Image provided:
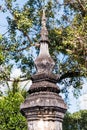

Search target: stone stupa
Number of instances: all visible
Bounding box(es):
[20,9,67,130]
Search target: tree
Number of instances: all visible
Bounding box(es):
[0,79,28,130]
[0,0,87,98]
[63,0,87,73]
[63,110,87,130]
[0,0,87,128]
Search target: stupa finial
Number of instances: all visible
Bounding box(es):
[40,8,49,43]
[42,9,46,27]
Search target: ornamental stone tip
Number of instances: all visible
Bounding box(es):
[42,9,46,27]
[40,9,49,43]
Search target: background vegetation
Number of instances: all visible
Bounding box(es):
[0,0,87,129]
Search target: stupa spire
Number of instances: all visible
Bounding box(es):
[35,9,55,73]
[40,9,49,42]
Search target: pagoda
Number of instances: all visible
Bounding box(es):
[20,9,67,130]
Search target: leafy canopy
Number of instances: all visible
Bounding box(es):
[0,0,87,97]
[63,110,87,130]
[0,79,28,130]
[0,92,27,130]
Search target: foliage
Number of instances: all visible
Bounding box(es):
[63,0,87,70]
[0,92,27,130]
[63,110,87,130]
[0,35,5,65]
[0,80,28,130]
[0,0,87,98]
[0,0,87,128]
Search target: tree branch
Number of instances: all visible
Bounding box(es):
[16,45,31,52]
[5,78,30,82]
[2,43,39,52]
[77,0,86,11]
[58,71,81,82]
[77,0,86,16]
[2,29,10,36]
[0,75,30,82]
[0,69,30,82]
[23,32,32,45]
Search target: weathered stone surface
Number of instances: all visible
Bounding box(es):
[21,91,67,130]
[28,120,62,130]
[35,50,55,73]
[20,92,66,114]
[29,81,60,94]
[40,9,49,43]
[31,72,59,83]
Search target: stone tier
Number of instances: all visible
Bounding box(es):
[20,91,67,122]
[31,72,59,83]
[29,72,60,94]
[29,81,60,94]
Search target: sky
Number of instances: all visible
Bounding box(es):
[0,0,87,113]
[0,0,26,34]
[68,81,87,113]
